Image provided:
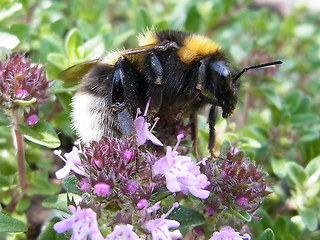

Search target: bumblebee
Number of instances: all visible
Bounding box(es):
[60,30,281,153]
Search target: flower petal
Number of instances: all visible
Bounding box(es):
[147,132,163,146]
[55,165,71,179]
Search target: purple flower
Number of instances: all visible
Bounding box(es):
[80,178,91,193]
[94,183,111,197]
[145,202,182,240]
[54,146,85,179]
[16,89,29,99]
[145,218,181,240]
[136,198,148,209]
[125,181,139,195]
[105,224,140,240]
[152,134,210,199]
[0,53,50,107]
[209,227,251,240]
[53,205,104,240]
[134,98,163,146]
[204,148,270,213]
[26,114,38,126]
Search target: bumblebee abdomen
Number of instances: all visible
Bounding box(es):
[71,93,122,144]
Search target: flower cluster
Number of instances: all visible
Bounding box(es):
[0,53,50,125]
[53,101,263,239]
[203,148,270,215]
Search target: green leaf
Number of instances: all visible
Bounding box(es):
[256,228,275,240]
[40,37,64,63]
[29,171,61,195]
[111,30,135,49]
[47,53,68,70]
[227,209,252,222]
[168,206,205,236]
[230,44,247,62]
[51,18,67,36]
[286,162,306,186]
[0,32,20,50]
[274,215,288,236]
[42,193,82,213]
[305,155,320,178]
[294,24,315,38]
[298,207,318,231]
[300,129,320,142]
[219,140,232,156]
[136,8,152,31]
[283,90,301,112]
[62,175,82,195]
[291,113,319,127]
[8,23,30,41]
[185,5,201,32]
[15,197,30,213]
[271,157,287,179]
[38,217,69,240]
[65,28,83,60]
[83,35,105,59]
[0,3,22,21]
[0,173,10,187]
[13,97,37,106]
[18,121,61,148]
[0,214,27,233]
[76,19,95,39]
[265,89,282,110]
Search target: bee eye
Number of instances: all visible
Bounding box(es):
[210,61,230,78]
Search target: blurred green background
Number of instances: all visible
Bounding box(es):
[0,0,320,239]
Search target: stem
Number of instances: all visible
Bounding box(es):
[13,128,28,190]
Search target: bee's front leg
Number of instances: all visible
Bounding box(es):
[208,105,218,155]
[111,56,135,137]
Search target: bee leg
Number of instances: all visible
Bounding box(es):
[112,56,125,104]
[190,112,198,156]
[111,56,135,136]
[208,105,218,155]
[117,105,135,136]
[146,51,164,115]
[198,59,219,105]
[196,59,207,91]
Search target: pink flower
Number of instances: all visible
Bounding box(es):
[152,134,210,199]
[16,89,29,99]
[136,199,148,209]
[54,146,85,179]
[53,206,104,240]
[94,183,111,197]
[0,53,50,105]
[145,202,182,240]
[209,227,251,240]
[134,98,163,146]
[105,224,140,240]
[80,178,91,192]
[26,114,38,126]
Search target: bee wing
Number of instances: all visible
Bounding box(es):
[59,43,177,88]
[58,60,101,87]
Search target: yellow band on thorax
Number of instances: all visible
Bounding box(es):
[178,35,220,64]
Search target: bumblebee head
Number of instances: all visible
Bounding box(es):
[200,59,282,118]
[199,60,239,118]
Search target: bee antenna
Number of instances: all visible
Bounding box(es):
[233,60,282,82]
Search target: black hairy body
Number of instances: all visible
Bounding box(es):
[60,30,281,153]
